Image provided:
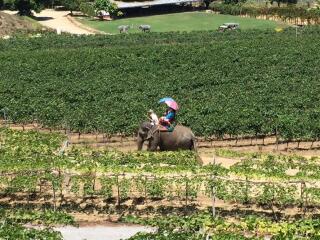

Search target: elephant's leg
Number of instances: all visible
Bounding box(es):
[189,139,196,151]
[147,131,160,151]
[147,140,158,151]
[137,138,144,151]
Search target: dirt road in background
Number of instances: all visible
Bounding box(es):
[3,9,96,35]
[33,9,97,34]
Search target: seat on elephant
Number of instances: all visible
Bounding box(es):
[158,123,176,132]
[147,124,175,140]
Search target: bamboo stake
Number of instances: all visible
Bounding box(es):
[185,178,188,206]
[116,174,120,207]
[212,157,216,217]
[53,182,57,211]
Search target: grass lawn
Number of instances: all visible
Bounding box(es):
[77,11,286,34]
[23,16,45,30]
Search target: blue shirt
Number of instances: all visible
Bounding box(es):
[165,111,175,122]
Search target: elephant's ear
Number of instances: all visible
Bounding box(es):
[146,130,153,140]
[146,126,156,140]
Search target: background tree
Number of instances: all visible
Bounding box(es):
[14,0,44,15]
[282,0,298,5]
[61,0,84,15]
[80,1,95,17]
[94,0,117,15]
[270,0,297,7]
[203,0,214,9]
[224,0,246,4]
[3,0,14,10]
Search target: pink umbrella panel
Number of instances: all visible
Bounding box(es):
[164,100,179,111]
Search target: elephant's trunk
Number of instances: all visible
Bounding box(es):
[137,136,144,151]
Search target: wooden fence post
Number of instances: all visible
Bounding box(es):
[52,182,57,212]
[116,174,120,207]
[300,181,306,215]
[144,175,147,203]
[185,177,188,206]
[212,157,216,217]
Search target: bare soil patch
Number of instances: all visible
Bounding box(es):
[0,12,38,37]
[54,224,154,240]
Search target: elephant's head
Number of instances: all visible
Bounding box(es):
[137,122,159,151]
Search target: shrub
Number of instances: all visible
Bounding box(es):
[80,1,95,17]
[94,0,118,15]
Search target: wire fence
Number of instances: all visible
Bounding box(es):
[1,169,320,216]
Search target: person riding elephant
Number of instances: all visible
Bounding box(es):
[159,107,176,132]
[158,97,179,132]
[138,98,196,152]
[137,121,196,151]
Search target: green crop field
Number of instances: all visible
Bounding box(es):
[2,24,320,239]
[77,12,284,34]
[3,128,320,239]
[1,28,320,141]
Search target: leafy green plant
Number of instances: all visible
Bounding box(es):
[1,28,320,140]
[99,176,115,198]
[0,221,63,239]
[94,0,118,15]
[80,2,95,17]
[4,128,320,212]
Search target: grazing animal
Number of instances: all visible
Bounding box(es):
[139,25,151,32]
[118,25,130,33]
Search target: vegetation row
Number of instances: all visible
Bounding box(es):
[3,128,320,212]
[210,3,320,24]
[1,28,320,140]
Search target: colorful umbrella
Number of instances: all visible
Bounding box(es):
[159,97,179,111]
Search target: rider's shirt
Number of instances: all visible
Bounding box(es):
[164,110,176,123]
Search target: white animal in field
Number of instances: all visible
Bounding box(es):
[118,25,130,33]
[139,25,151,32]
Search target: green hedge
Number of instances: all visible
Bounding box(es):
[210,3,320,24]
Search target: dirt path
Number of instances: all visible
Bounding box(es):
[3,9,97,35]
[55,224,154,240]
[34,9,98,34]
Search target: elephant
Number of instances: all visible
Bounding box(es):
[137,122,196,151]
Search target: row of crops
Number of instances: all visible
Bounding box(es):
[4,128,320,238]
[1,28,320,140]
[210,4,320,24]
[0,207,73,240]
[126,213,320,239]
[3,128,320,211]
